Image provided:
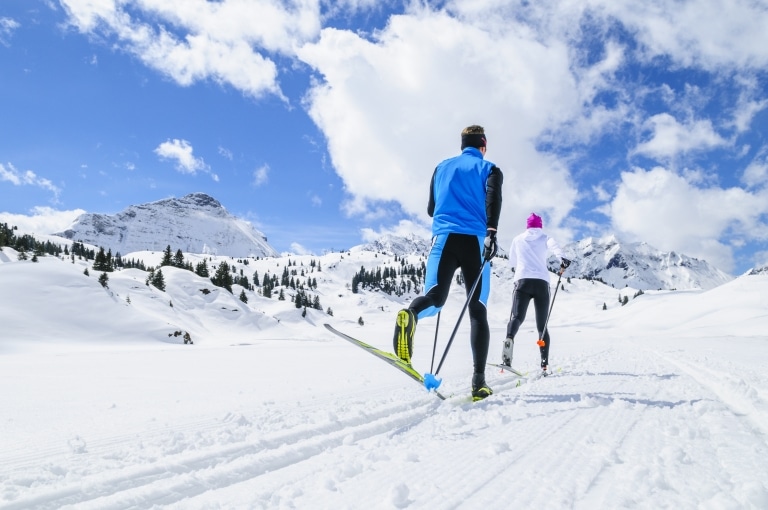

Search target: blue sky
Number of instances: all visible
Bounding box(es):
[1,0,768,275]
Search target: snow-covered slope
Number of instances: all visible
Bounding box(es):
[54,192,278,258]
[1,244,767,509]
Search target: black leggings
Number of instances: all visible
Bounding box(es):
[410,233,489,374]
[506,278,551,366]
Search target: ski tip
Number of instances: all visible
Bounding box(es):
[423,373,442,391]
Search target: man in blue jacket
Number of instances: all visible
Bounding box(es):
[393,125,503,401]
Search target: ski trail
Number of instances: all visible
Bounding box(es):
[657,352,768,437]
[243,341,768,510]
[0,396,441,510]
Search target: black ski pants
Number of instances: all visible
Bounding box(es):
[409,233,489,375]
[506,278,551,367]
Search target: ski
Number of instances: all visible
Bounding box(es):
[486,363,525,377]
[324,323,446,400]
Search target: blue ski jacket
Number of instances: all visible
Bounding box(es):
[428,147,502,236]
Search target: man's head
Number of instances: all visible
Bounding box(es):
[461,125,487,151]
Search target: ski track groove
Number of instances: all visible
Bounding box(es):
[0,397,442,510]
[657,353,768,438]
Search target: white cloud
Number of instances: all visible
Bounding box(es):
[0,207,85,235]
[218,146,233,160]
[297,7,583,244]
[154,139,207,175]
[0,17,19,46]
[59,0,322,99]
[53,1,768,268]
[252,164,269,187]
[0,163,61,199]
[596,0,768,70]
[634,113,728,161]
[289,242,312,255]
[742,154,768,189]
[605,166,768,272]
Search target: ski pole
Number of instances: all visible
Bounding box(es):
[537,267,564,347]
[424,259,488,390]
[429,311,441,374]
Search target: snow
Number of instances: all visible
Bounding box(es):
[1,246,767,509]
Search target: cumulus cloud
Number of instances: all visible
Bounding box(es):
[297,6,586,244]
[154,139,208,175]
[596,0,768,70]
[0,206,85,235]
[634,113,729,161]
[742,153,768,189]
[604,166,768,272]
[53,0,768,268]
[58,0,321,99]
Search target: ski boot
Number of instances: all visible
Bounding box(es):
[471,373,493,401]
[501,337,514,367]
[393,309,416,364]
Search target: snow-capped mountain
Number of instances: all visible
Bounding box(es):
[54,193,278,258]
[556,235,732,291]
[746,265,768,276]
[356,233,432,257]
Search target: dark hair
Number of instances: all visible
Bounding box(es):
[461,125,486,149]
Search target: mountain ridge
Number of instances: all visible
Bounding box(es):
[54,192,278,258]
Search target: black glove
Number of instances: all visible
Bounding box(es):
[483,229,498,261]
[560,257,571,269]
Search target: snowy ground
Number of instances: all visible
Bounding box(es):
[1,247,767,509]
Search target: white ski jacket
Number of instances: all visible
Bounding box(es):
[507,228,563,282]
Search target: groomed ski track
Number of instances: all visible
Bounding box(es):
[1,333,767,509]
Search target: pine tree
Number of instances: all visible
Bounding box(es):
[173,249,185,268]
[239,289,248,303]
[98,272,109,288]
[161,245,173,266]
[93,247,113,272]
[152,268,166,291]
[211,261,233,293]
[195,260,209,277]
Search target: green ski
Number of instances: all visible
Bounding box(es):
[324,323,446,400]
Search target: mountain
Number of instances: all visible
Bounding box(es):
[356,233,432,257]
[352,232,729,291]
[746,265,768,276]
[54,193,278,258]
[556,235,732,291]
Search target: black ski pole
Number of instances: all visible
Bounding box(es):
[537,267,564,347]
[430,311,441,374]
[430,259,488,378]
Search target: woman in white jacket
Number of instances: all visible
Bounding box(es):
[501,213,570,373]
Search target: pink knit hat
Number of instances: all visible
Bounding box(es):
[526,213,542,229]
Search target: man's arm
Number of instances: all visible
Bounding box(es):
[427,168,437,217]
[485,166,503,229]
